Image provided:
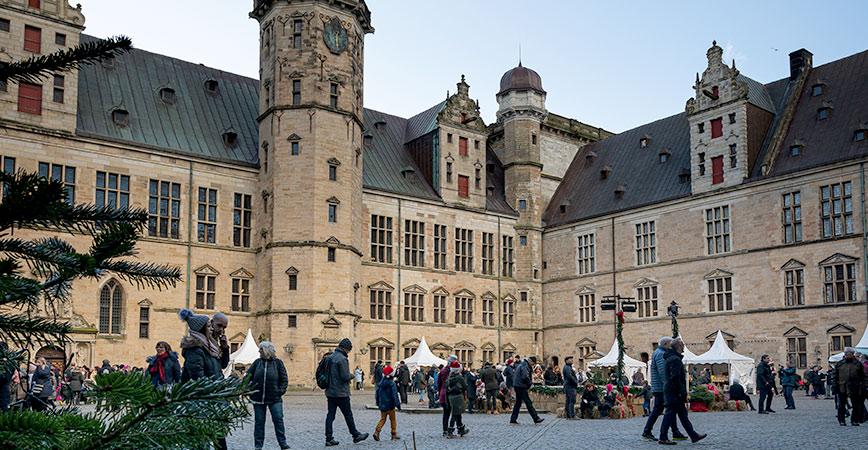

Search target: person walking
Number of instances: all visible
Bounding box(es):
[445,361,470,438]
[480,363,499,414]
[464,368,478,414]
[836,348,866,426]
[756,354,775,414]
[659,338,706,445]
[509,356,544,424]
[563,356,578,419]
[373,366,401,441]
[324,338,368,446]
[437,356,457,436]
[354,366,363,391]
[246,341,290,450]
[146,341,181,390]
[417,367,428,403]
[639,380,651,416]
[728,378,755,410]
[503,358,515,401]
[642,337,686,442]
[30,357,53,412]
[779,361,798,409]
[67,366,84,406]
[396,361,410,404]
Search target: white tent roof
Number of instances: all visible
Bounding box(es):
[223,329,258,377]
[829,323,868,362]
[830,352,844,363]
[402,337,447,371]
[691,330,753,364]
[675,333,699,364]
[588,340,646,370]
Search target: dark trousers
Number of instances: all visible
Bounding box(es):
[398,384,408,404]
[510,387,540,422]
[758,388,773,412]
[449,409,463,429]
[732,395,754,410]
[466,396,476,413]
[644,392,682,436]
[660,402,699,441]
[783,386,795,408]
[839,393,864,424]
[254,402,287,449]
[485,389,497,411]
[580,401,596,418]
[564,387,576,418]
[441,402,451,432]
[427,387,437,407]
[325,396,360,442]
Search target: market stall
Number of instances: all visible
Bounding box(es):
[222,329,259,378]
[587,340,647,380]
[689,330,755,393]
[401,336,447,372]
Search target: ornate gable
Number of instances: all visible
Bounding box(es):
[685,41,749,116]
[325,236,341,245]
[575,285,595,295]
[368,281,393,291]
[137,298,153,307]
[819,253,858,266]
[327,157,341,166]
[230,268,254,279]
[285,266,299,275]
[576,337,596,347]
[286,133,303,141]
[453,288,475,298]
[431,342,453,351]
[827,323,856,334]
[438,75,487,133]
[367,337,394,348]
[501,342,516,351]
[326,196,340,205]
[481,291,497,300]
[781,259,806,270]
[784,326,808,337]
[633,277,658,288]
[431,286,450,295]
[480,342,495,350]
[502,293,517,301]
[454,340,476,350]
[194,264,219,276]
[402,338,420,347]
[703,268,733,279]
[403,284,427,294]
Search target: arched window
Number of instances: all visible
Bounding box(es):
[99,280,124,334]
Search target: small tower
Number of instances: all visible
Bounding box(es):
[437,75,489,208]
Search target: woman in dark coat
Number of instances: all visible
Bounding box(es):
[246,341,289,450]
[178,309,223,381]
[580,382,600,418]
[146,341,182,389]
[30,357,54,411]
[67,367,84,405]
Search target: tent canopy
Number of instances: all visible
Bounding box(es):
[402,337,447,372]
[829,324,868,362]
[222,329,258,377]
[691,330,753,364]
[587,340,646,372]
[675,333,699,364]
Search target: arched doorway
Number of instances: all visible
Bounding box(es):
[36,345,66,372]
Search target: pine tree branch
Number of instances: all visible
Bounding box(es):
[98,260,181,290]
[0,36,132,85]
[0,314,71,348]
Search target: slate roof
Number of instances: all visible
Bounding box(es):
[404,101,444,143]
[76,35,260,166]
[739,74,776,113]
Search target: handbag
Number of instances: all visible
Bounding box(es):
[32,382,43,396]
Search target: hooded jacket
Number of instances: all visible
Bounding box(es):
[513,359,533,389]
[146,351,182,387]
[325,347,354,398]
[375,376,401,411]
[662,347,687,406]
[180,335,223,381]
[247,357,288,404]
[779,366,798,387]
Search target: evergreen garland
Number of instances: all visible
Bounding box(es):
[671,316,679,339]
[616,311,625,388]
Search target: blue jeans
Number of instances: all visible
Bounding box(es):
[783,386,795,408]
[564,387,576,418]
[253,402,287,449]
[660,402,699,441]
[325,396,360,442]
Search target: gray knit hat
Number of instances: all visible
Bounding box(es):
[179,308,210,332]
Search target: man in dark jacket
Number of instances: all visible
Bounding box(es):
[779,361,798,409]
[373,360,384,387]
[99,359,115,376]
[509,357,544,424]
[756,354,775,414]
[563,356,578,419]
[643,337,686,442]
[659,339,706,445]
[480,363,499,414]
[728,378,755,410]
[464,368,478,413]
[427,365,439,408]
[503,358,515,392]
[836,348,866,426]
[396,361,410,404]
[324,338,369,446]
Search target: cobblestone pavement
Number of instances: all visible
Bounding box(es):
[224,390,861,449]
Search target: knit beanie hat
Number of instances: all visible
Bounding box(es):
[178,309,210,332]
[338,338,353,351]
[449,360,462,373]
[382,366,394,377]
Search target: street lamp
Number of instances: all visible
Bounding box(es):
[667,301,679,338]
[601,294,636,389]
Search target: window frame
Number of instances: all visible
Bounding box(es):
[782,192,802,243]
[821,181,853,238]
[707,275,733,312]
[231,277,250,312]
[403,219,425,267]
[39,162,75,203]
[369,288,392,320]
[370,215,393,263]
[635,220,656,266]
[823,261,856,303]
[433,224,447,269]
[501,235,514,277]
[784,267,804,306]
[705,205,731,255]
[403,292,424,322]
[576,233,595,275]
[95,171,130,210]
[197,187,217,244]
[233,193,252,248]
[481,232,494,275]
[195,274,216,310]
[454,228,474,272]
[455,295,473,324]
[148,180,182,239]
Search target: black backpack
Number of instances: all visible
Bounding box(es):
[315,357,331,390]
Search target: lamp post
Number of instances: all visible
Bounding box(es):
[667,301,679,338]
[601,294,637,389]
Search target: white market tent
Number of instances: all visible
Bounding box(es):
[402,337,447,372]
[829,323,868,362]
[691,330,755,392]
[588,340,647,377]
[222,329,259,378]
[675,333,700,365]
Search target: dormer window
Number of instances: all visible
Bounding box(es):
[640,137,648,148]
[678,168,690,184]
[363,133,373,148]
[159,87,176,104]
[205,79,219,94]
[817,107,829,121]
[374,120,386,131]
[586,151,598,166]
[659,148,670,163]
[790,145,802,157]
[856,129,866,142]
[112,109,129,126]
[223,131,238,148]
[600,166,612,180]
[559,200,570,214]
[615,184,626,199]
[101,55,115,69]
[812,84,823,96]
[400,166,414,180]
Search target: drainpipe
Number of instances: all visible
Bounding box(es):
[611,216,617,341]
[397,198,402,354]
[861,163,867,321]
[497,216,502,355]
[185,160,193,311]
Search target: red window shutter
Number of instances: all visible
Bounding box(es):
[711,156,724,184]
[24,26,41,53]
[712,86,719,97]
[458,175,469,197]
[18,83,42,115]
[711,118,723,138]
[28,0,40,8]
[459,137,468,156]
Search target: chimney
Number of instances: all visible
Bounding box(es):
[789,49,813,80]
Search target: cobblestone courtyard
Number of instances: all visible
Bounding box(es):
[223,391,858,449]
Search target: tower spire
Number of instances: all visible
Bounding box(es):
[518,41,522,67]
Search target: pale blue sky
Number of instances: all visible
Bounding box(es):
[81,0,866,133]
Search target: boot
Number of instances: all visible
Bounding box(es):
[391,434,401,440]
[458,425,470,437]
[445,427,455,439]
[373,429,380,441]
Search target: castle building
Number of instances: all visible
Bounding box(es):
[2,0,865,383]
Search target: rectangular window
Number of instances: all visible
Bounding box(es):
[474,140,480,150]
[39,162,75,203]
[711,156,724,184]
[0,19,9,32]
[502,235,514,277]
[148,180,181,239]
[328,204,337,223]
[446,161,452,183]
[454,228,473,272]
[433,224,447,269]
[787,337,807,369]
[291,141,299,155]
[288,315,297,328]
[404,219,425,267]
[520,291,528,302]
[139,306,149,339]
[328,164,337,181]
[481,232,494,275]
[195,274,216,310]
[55,32,66,46]
[433,293,446,323]
[370,215,393,263]
[578,293,595,323]
[292,79,301,105]
[698,152,705,176]
[288,273,297,290]
[404,292,424,322]
[782,192,802,243]
[532,134,537,145]
[369,289,392,320]
[327,247,335,262]
[455,295,473,324]
[729,144,737,168]
[577,233,595,274]
[95,171,130,209]
[52,74,64,103]
[456,349,473,367]
[24,25,40,53]
[17,82,42,115]
[447,133,452,143]
[1,156,14,195]
[502,298,514,328]
[697,123,705,134]
[233,193,252,247]
[457,175,469,197]
[637,285,659,318]
[711,118,723,138]
[823,261,856,303]
[197,187,217,243]
[520,235,527,246]
[330,83,338,109]
[729,113,736,124]
[475,168,481,189]
[231,278,250,312]
[831,335,852,352]
[519,199,527,210]
[292,19,302,48]
[705,205,731,254]
[482,348,494,363]
[821,181,853,238]
[458,137,468,156]
[707,276,733,312]
[635,220,656,265]
[482,296,494,326]
[28,0,41,8]
[784,268,804,306]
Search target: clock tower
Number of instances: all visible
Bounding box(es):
[250,0,373,383]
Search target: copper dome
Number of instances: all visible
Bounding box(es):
[498,62,545,96]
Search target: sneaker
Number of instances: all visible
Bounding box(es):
[280,446,291,450]
[353,433,369,443]
[691,434,707,444]
[642,432,657,441]
[325,440,339,447]
[852,422,861,427]
[658,439,676,445]
[533,418,545,424]
[672,434,688,441]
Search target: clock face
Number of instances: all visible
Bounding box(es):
[323,17,348,54]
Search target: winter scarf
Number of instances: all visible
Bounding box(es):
[189,329,221,358]
[150,352,168,383]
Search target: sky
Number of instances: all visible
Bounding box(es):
[79,0,867,133]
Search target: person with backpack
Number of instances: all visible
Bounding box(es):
[445,361,470,438]
[321,338,369,446]
[373,365,401,441]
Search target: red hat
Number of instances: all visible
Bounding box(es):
[450,360,460,368]
[382,366,394,377]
